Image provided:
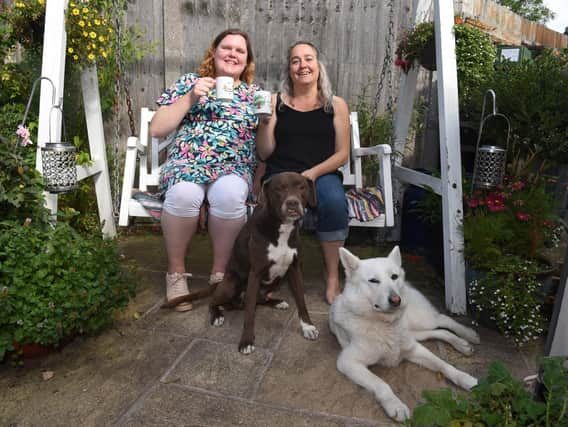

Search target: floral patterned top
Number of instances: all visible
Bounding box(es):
[157,73,259,193]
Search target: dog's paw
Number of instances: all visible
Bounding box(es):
[381,395,410,422]
[464,328,481,345]
[454,337,475,356]
[238,343,255,355]
[212,315,224,327]
[301,321,319,340]
[458,372,478,391]
[275,301,289,310]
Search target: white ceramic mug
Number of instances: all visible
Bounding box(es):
[253,90,272,117]
[216,76,234,102]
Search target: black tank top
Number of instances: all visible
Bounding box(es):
[265,94,335,175]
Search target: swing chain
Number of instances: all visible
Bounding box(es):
[110,0,136,219]
[113,0,136,137]
[372,0,396,125]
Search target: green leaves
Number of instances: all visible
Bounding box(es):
[477,49,568,168]
[409,359,568,426]
[412,389,459,425]
[0,221,136,361]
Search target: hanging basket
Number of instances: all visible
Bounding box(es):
[41,142,77,193]
[419,37,436,71]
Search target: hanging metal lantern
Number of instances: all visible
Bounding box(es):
[472,145,507,189]
[41,142,77,193]
[41,104,77,193]
[471,89,511,192]
[19,77,78,194]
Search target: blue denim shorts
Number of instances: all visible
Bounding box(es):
[312,173,349,242]
[262,171,349,242]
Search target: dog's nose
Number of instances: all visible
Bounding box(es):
[388,294,401,307]
[286,199,300,209]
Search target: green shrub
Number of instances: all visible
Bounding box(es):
[409,358,568,426]
[475,49,568,170]
[0,220,136,361]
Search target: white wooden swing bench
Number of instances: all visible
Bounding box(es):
[118,108,394,229]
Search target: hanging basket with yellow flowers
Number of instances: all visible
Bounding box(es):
[65,1,114,69]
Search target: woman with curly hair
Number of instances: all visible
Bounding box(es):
[150,29,260,311]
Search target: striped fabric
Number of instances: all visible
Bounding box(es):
[346,187,384,222]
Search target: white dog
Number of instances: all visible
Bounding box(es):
[329,246,479,422]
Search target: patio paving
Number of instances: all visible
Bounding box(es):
[0,229,545,426]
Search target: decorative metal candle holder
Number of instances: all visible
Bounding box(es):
[41,141,77,193]
[20,77,77,193]
[472,145,507,189]
[471,89,511,192]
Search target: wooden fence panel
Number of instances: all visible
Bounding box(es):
[125,0,412,113]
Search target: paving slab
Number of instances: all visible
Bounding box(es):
[0,326,190,426]
[120,384,367,427]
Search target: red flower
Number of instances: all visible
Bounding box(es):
[516,212,530,221]
[543,220,556,229]
[485,192,506,212]
[455,17,463,24]
[510,181,525,191]
[395,56,411,73]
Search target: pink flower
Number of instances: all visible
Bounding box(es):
[516,212,530,221]
[485,192,506,213]
[16,125,31,146]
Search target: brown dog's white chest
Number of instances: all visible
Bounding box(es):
[263,223,297,284]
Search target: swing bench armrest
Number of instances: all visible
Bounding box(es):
[352,144,391,157]
[349,143,395,227]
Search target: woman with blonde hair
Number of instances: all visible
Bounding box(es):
[256,41,350,304]
[150,29,260,311]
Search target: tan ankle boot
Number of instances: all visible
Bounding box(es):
[164,272,192,312]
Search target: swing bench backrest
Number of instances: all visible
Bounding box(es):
[118,108,394,228]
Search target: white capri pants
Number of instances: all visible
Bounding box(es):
[162,174,248,219]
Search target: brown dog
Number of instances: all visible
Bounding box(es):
[209,172,319,354]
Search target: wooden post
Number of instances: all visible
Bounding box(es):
[80,67,116,238]
[433,0,466,313]
[37,0,69,215]
[392,0,466,313]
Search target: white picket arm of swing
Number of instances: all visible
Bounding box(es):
[118,108,394,228]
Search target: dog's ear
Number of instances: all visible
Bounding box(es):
[339,247,359,277]
[388,245,402,267]
[257,179,271,208]
[303,176,317,208]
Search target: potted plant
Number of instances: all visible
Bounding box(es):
[0,113,136,363]
[395,21,436,72]
[395,18,496,106]
[463,174,564,344]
